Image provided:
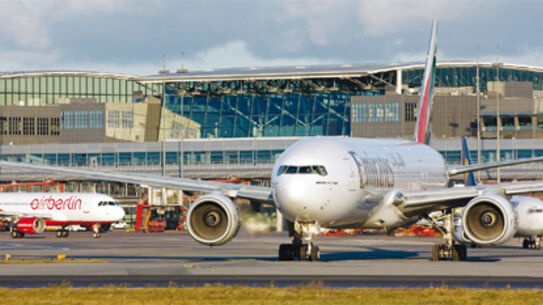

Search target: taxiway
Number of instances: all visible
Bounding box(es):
[0,231,542,288]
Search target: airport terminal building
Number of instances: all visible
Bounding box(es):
[2,62,543,177]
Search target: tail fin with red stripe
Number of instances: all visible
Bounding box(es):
[413,20,438,145]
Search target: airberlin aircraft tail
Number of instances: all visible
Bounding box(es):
[413,20,438,145]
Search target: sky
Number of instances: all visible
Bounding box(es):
[1,0,543,76]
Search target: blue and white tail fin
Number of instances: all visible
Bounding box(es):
[460,136,477,186]
[413,20,438,145]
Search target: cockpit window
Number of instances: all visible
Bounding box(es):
[298,166,312,174]
[277,165,327,176]
[277,165,288,176]
[312,165,327,176]
[285,166,298,174]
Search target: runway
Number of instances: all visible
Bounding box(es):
[0,230,542,288]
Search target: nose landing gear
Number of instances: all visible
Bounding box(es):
[278,221,320,261]
[522,235,542,249]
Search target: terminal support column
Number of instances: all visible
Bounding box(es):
[395,69,402,94]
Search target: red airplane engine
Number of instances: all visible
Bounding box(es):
[17,217,46,234]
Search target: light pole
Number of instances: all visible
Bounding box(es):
[476,45,481,183]
[496,44,501,183]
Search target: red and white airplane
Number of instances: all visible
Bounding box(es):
[0,192,125,239]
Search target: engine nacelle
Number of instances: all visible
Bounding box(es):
[16,217,46,234]
[186,193,241,246]
[461,193,518,246]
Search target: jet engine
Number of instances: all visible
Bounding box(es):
[186,193,241,246]
[16,217,46,234]
[459,193,518,246]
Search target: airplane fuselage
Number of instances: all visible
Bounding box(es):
[272,137,448,228]
[0,192,125,225]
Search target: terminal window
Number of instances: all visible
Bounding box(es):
[51,118,60,135]
[0,117,6,135]
[385,103,401,122]
[90,110,104,129]
[352,104,367,123]
[9,117,21,135]
[37,118,49,135]
[121,110,133,128]
[75,111,89,129]
[23,117,35,135]
[369,103,385,122]
[62,111,74,129]
[108,110,120,128]
[405,102,417,122]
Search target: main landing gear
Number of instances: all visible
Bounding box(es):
[91,224,102,239]
[523,235,542,249]
[10,230,24,238]
[424,210,467,261]
[278,221,320,261]
[55,228,69,238]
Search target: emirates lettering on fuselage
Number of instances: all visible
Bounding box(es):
[30,196,82,210]
[349,151,397,188]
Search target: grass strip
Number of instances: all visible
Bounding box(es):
[0,258,107,264]
[0,286,541,305]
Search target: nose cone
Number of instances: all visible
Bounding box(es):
[274,176,314,221]
[114,207,126,221]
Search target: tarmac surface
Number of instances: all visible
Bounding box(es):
[0,230,542,288]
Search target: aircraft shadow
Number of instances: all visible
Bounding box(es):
[320,247,419,261]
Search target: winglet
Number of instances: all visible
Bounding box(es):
[460,136,477,186]
[413,20,438,145]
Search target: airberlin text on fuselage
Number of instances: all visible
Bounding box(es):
[30,196,82,210]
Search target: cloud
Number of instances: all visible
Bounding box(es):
[356,0,467,36]
[0,2,50,50]
[186,40,341,71]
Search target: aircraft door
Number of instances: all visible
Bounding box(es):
[342,156,358,192]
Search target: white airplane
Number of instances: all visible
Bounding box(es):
[453,136,543,250]
[0,192,125,239]
[2,20,543,261]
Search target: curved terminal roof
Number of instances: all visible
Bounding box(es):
[138,61,543,83]
[0,70,137,80]
[2,61,543,83]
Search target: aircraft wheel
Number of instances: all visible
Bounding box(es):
[298,244,308,261]
[19,232,25,238]
[56,231,63,238]
[10,231,19,239]
[432,244,440,261]
[93,233,101,239]
[310,246,320,261]
[62,231,69,238]
[278,244,295,261]
[452,244,467,261]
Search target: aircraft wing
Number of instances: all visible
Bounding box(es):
[447,156,543,176]
[0,161,275,204]
[399,181,543,217]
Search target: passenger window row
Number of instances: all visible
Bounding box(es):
[277,165,327,176]
[98,201,118,207]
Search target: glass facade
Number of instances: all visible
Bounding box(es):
[0,74,160,106]
[1,145,541,168]
[403,66,543,91]
[163,89,355,138]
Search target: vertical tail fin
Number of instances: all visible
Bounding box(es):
[413,20,438,145]
[461,136,477,186]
